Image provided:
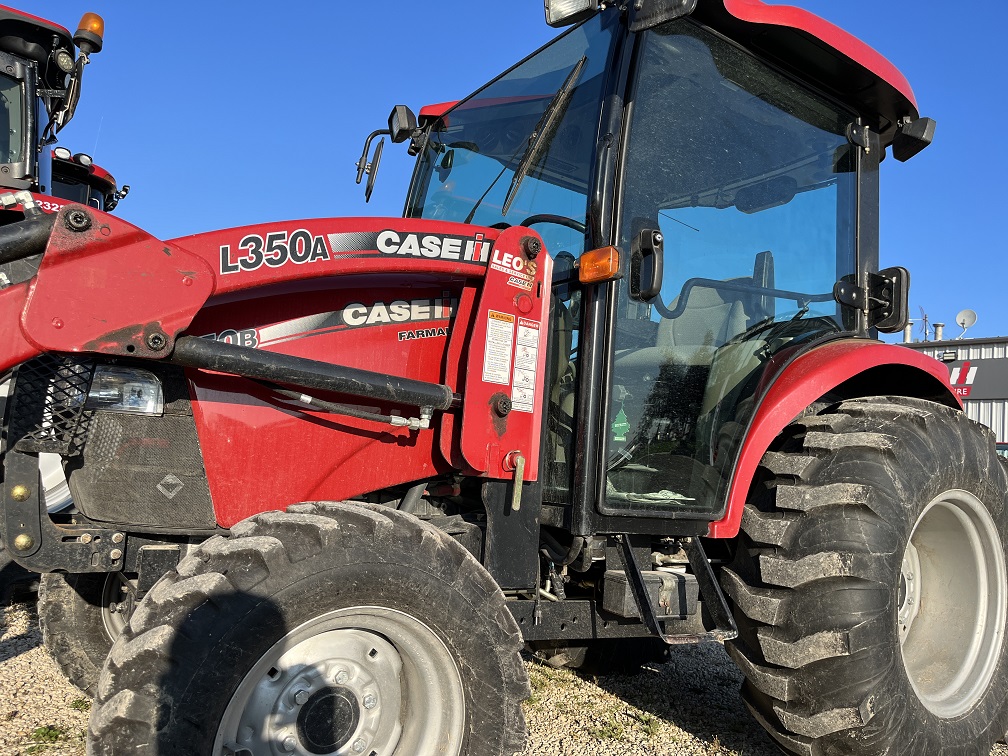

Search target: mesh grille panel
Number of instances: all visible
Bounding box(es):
[9,355,95,455]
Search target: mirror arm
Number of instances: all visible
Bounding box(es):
[356,129,391,184]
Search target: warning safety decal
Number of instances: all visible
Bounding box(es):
[512,318,540,413]
[482,311,515,386]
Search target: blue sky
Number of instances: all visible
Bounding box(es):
[20,1,1008,339]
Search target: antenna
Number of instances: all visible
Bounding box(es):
[955,308,977,339]
[918,307,930,342]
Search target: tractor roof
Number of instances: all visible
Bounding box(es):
[694,0,917,142]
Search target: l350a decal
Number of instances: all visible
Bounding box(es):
[220,230,331,274]
[219,228,493,274]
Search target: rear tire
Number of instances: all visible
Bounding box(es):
[722,397,1008,754]
[87,502,529,756]
[38,572,131,695]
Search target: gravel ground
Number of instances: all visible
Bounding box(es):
[2,598,1008,756]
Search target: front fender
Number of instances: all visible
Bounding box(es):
[708,340,957,539]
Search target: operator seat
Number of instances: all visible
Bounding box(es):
[616,282,749,371]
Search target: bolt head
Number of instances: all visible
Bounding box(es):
[146,332,168,351]
[10,484,29,502]
[352,738,366,753]
[112,532,124,544]
[281,735,297,752]
[363,693,377,710]
[80,533,93,544]
[65,208,92,232]
[109,548,123,561]
[293,688,310,705]
[334,670,349,684]
[12,533,33,552]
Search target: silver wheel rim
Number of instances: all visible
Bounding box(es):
[214,606,465,756]
[899,489,1007,717]
[2,377,72,511]
[100,572,132,641]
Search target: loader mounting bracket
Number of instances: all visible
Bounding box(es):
[3,450,126,573]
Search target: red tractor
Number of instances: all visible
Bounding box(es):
[3,1,1005,755]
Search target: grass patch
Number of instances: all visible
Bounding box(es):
[30,726,66,743]
[588,712,626,740]
[70,698,91,712]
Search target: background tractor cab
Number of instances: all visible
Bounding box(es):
[0,6,110,219]
[50,147,128,212]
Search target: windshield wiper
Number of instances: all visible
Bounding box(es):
[501,56,588,216]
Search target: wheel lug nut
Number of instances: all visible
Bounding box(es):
[352,738,366,753]
[293,688,310,705]
[281,735,297,752]
[334,669,349,684]
[363,694,377,709]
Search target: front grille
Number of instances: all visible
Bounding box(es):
[8,355,95,455]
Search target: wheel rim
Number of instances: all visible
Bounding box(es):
[100,572,133,641]
[214,606,465,756]
[899,489,1007,717]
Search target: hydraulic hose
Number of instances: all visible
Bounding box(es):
[0,214,56,266]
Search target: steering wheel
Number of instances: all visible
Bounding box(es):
[520,214,587,234]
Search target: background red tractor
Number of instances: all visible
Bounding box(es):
[2,1,1006,755]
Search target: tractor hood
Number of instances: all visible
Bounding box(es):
[0,206,515,372]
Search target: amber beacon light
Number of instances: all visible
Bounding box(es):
[74,12,105,55]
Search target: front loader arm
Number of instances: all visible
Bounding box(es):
[2,204,553,508]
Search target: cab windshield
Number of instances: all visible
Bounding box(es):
[404,13,617,258]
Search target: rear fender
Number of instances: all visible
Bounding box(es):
[709,340,957,539]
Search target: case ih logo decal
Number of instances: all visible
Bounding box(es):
[377,230,491,263]
[343,296,456,328]
[220,230,331,274]
[950,361,978,398]
[220,229,492,274]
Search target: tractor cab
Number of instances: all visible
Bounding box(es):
[397,2,931,532]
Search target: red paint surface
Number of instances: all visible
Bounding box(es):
[419,101,458,120]
[21,207,215,357]
[708,340,956,539]
[721,0,916,110]
[459,227,552,481]
[187,282,465,527]
[0,282,39,372]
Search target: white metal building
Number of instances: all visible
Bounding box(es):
[904,336,1008,455]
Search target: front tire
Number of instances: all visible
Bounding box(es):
[38,572,132,695]
[87,502,529,756]
[722,397,1008,754]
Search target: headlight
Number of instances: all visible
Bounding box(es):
[545,0,599,27]
[85,366,164,416]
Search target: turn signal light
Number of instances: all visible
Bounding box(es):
[578,246,621,284]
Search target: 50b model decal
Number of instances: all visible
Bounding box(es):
[220,230,332,274]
